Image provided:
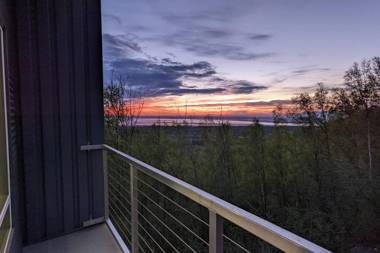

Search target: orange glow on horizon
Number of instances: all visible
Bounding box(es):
[137,95,291,118]
[105,92,293,119]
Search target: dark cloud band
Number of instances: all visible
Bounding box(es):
[103,33,268,97]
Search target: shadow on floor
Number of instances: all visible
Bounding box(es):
[23,223,122,253]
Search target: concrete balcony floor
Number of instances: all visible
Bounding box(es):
[23,223,122,253]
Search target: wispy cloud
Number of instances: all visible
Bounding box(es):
[154,88,226,96]
[247,34,272,41]
[102,14,122,25]
[267,65,332,86]
[160,0,255,24]
[245,99,291,106]
[144,5,275,61]
[151,99,291,109]
[150,29,274,61]
[181,42,274,61]
[291,66,331,75]
[103,33,143,54]
[221,80,267,94]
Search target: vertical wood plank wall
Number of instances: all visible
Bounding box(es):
[16,0,104,245]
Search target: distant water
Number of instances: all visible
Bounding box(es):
[135,117,300,127]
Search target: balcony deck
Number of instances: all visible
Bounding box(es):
[23,223,122,253]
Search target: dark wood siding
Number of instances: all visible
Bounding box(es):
[16,0,104,245]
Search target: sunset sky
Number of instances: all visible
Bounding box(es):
[101,0,380,119]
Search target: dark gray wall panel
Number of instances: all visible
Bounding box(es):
[87,0,105,220]
[55,0,76,234]
[17,0,104,245]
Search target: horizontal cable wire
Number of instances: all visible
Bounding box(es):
[223,234,251,253]
[109,207,132,246]
[109,164,181,252]
[109,185,131,206]
[138,222,166,253]
[137,177,209,227]
[108,178,131,200]
[138,233,154,253]
[109,196,132,231]
[110,156,260,253]
[109,181,130,198]
[109,170,130,186]
[108,172,131,190]
[108,171,130,187]
[109,204,131,228]
[108,164,131,180]
[137,187,209,246]
[110,161,248,253]
[109,192,131,212]
[139,246,147,253]
[109,191,132,218]
[136,208,180,253]
[138,199,197,253]
[108,161,131,181]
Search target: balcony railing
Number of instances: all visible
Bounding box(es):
[81,144,331,253]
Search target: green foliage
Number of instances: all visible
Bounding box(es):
[106,110,380,252]
[105,58,380,252]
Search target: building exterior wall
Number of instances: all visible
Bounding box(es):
[16,0,105,245]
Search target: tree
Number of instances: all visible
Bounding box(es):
[288,84,335,203]
[340,58,380,181]
[104,71,144,148]
[245,119,268,217]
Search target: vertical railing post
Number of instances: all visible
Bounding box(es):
[103,149,109,219]
[130,164,139,253]
[209,210,223,253]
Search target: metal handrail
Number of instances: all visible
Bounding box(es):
[82,144,332,253]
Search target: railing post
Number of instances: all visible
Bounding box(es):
[130,164,139,253]
[209,210,223,253]
[103,149,109,219]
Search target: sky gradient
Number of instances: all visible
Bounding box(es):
[101,0,380,118]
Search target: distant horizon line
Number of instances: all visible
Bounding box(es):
[132,116,300,127]
[138,115,274,121]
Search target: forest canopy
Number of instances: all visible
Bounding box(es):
[104,57,380,252]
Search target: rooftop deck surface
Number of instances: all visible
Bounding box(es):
[23,223,122,253]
